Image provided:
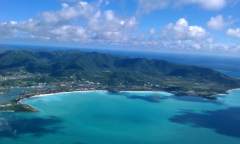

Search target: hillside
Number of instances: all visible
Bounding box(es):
[0,50,239,100]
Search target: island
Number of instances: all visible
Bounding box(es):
[0,50,239,112]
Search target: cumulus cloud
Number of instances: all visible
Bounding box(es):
[0,0,239,55]
[131,18,207,50]
[133,18,240,54]
[160,18,209,51]
[207,15,226,30]
[163,18,207,40]
[50,25,88,42]
[227,28,240,38]
[0,0,137,44]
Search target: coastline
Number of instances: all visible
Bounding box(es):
[19,90,174,104]
[18,90,107,104]
[17,90,175,111]
[1,88,239,112]
[227,88,240,93]
[22,90,173,99]
[18,88,240,103]
[216,88,240,97]
[31,90,107,98]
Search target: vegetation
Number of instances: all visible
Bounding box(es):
[0,49,240,111]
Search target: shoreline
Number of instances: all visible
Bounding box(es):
[18,90,106,103]
[20,88,240,102]
[31,90,107,98]
[217,88,240,97]
[227,88,240,93]
[1,88,239,112]
[23,90,173,99]
[19,90,174,103]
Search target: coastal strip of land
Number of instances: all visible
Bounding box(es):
[0,50,240,112]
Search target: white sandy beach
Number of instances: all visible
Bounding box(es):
[31,90,107,98]
[29,90,173,99]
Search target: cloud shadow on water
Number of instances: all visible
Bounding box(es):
[0,113,63,139]
[112,92,169,103]
[113,91,222,104]
[171,95,221,104]
[126,95,169,103]
[169,107,240,138]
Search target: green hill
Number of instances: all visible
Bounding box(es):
[0,50,239,98]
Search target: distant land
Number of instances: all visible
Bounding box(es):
[0,49,240,112]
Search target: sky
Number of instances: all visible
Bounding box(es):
[0,0,240,55]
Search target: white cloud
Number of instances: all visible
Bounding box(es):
[104,10,115,21]
[0,21,19,38]
[50,25,88,42]
[138,0,169,14]
[135,18,240,54]
[137,0,227,14]
[42,12,60,23]
[207,15,225,30]
[0,0,239,55]
[0,0,137,43]
[149,28,156,35]
[41,1,95,23]
[164,18,207,40]
[227,28,240,38]
[184,0,226,10]
[129,18,209,52]
[133,17,240,54]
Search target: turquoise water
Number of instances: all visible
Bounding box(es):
[0,90,240,144]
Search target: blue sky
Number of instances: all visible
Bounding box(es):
[0,0,240,55]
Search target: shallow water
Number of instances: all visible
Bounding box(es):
[0,90,239,144]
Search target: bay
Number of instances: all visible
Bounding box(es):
[0,90,239,144]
